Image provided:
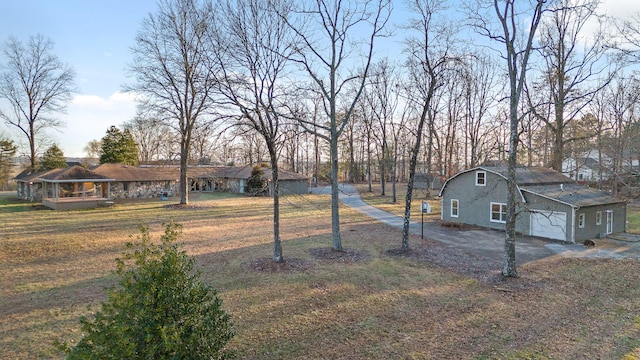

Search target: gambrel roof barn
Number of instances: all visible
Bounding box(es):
[439,166,626,243]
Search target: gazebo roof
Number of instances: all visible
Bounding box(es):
[39,165,113,182]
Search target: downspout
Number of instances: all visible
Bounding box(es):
[570,206,577,243]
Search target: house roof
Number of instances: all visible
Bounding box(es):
[39,165,113,182]
[439,166,623,208]
[16,163,309,183]
[91,163,179,181]
[13,168,59,182]
[521,183,624,207]
[481,166,573,186]
[194,166,309,181]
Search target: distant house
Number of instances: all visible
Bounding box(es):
[562,149,640,182]
[439,166,626,243]
[190,166,309,195]
[562,157,607,182]
[14,164,309,209]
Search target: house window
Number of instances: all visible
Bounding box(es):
[123,182,129,191]
[451,199,459,218]
[475,171,486,186]
[596,211,602,225]
[490,202,507,223]
[578,213,585,228]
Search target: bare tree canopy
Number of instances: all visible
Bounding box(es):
[0,34,76,170]
[530,0,613,171]
[126,0,220,205]
[213,0,298,262]
[400,0,459,251]
[468,0,549,277]
[283,0,392,252]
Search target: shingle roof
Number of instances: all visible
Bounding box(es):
[91,163,179,181]
[39,165,113,181]
[193,166,309,181]
[13,168,59,182]
[483,166,573,185]
[521,183,624,207]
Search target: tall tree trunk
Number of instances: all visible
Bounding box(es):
[402,101,432,250]
[550,101,565,172]
[330,133,342,251]
[367,131,372,192]
[503,105,519,277]
[179,140,189,205]
[269,144,283,262]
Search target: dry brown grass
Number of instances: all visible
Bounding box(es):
[1,191,640,359]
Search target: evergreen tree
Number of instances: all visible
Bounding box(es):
[99,126,139,165]
[39,144,67,170]
[65,221,234,359]
[245,163,268,196]
[0,137,17,190]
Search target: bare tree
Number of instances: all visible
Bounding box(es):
[469,0,548,277]
[123,111,172,164]
[213,0,296,262]
[127,0,219,204]
[0,34,76,170]
[462,53,502,168]
[531,0,612,171]
[84,139,103,159]
[282,0,391,252]
[616,11,640,63]
[365,59,400,196]
[401,0,457,251]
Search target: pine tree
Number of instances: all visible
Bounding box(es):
[0,138,17,190]
[99,126,139,165]
[39,144,67,170]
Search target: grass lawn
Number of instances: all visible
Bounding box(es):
[2,191,640,359]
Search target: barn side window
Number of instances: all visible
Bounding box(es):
[451,199,459,218]
[475,171,486,186]
[596,211,602,225]
[490,202,507,223]
[578,213,585,228]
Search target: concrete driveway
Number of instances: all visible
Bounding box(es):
[310,184,640,262]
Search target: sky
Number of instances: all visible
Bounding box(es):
[0,0,639,158]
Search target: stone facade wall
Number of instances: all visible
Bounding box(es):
[16,182,42,201]
[109,180,178,200]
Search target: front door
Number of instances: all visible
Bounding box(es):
[606,210,613,235]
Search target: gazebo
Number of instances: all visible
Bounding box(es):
[39,165,115,210]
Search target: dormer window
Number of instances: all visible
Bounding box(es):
[475,171,486,186]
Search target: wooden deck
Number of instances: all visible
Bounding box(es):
[42,197,111,210]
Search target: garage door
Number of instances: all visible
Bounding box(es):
[530,210,567,241]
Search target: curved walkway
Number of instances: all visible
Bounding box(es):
[310,184,640,261]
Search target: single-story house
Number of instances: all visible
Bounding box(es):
[14,164,310,209]
[191,166,310,195]
[38,165,114,210]
[91,163,180,200]
[439,166,626,243]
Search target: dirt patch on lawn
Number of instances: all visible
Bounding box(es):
[309,247,371,263]
[386,239,551,292]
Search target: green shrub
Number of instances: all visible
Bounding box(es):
[245,163,268,196]
[65,220,234,359]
